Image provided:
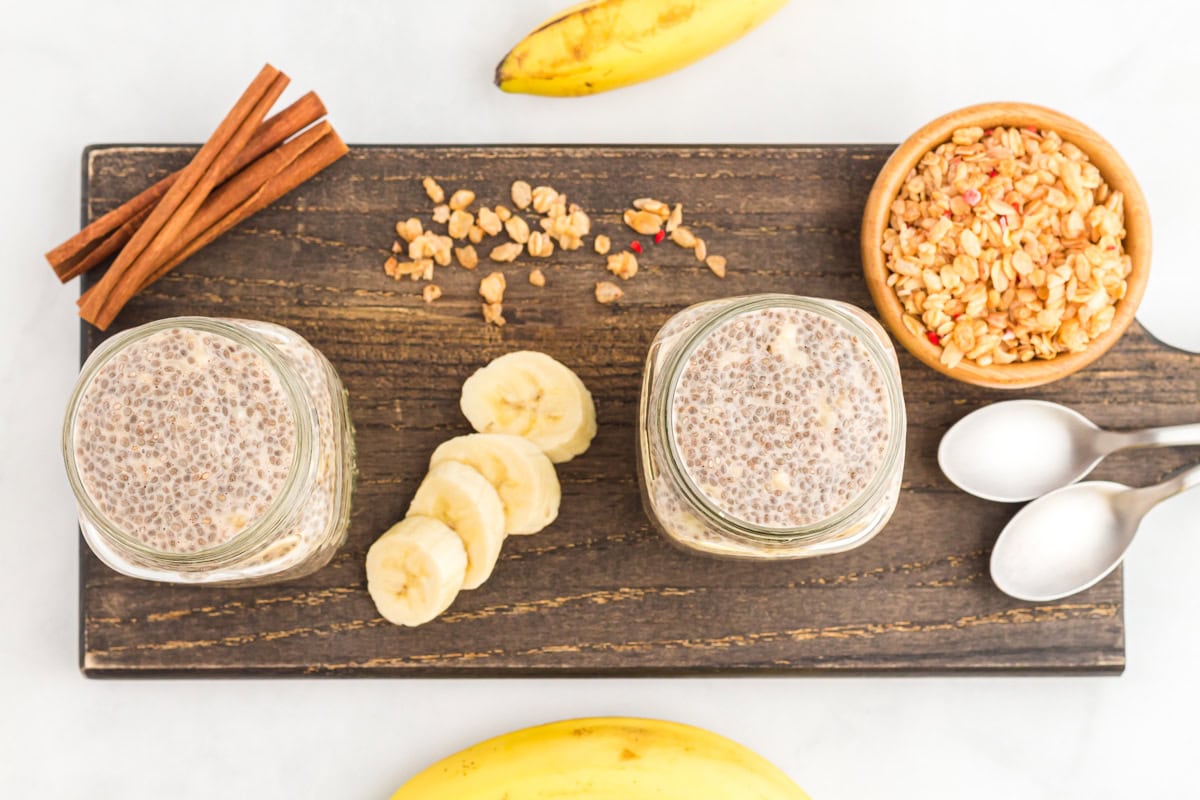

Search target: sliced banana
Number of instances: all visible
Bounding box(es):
[408,461,507,589]
[366,515,467,627]
[460,351,597,463]
[431,433,561,536]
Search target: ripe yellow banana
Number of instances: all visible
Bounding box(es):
[390,716,811,800]
[496,0,789,97]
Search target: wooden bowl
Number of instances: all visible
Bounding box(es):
[861,102,1151,389]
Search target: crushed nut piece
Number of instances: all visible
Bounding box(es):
[489,242,523,263]
[531,186,559,214]
[666,203,683,232]
[479,271,507,304]
[422,177,445,205]
[511,180,532,210]
[482,302,505,326]
[694,238,707,262]
[595,281,623,304]
[448,189,475,211]
[494,205,512,221]
[527,231,554,258]
[633,198,671,218]
[432,204,450,224]
[455,245,478,270]
[529,268,546,287]
[706,255,727,278]
[594,234,611,255]
[670,226,697,248]
[504,215,530,244]
[468,225,484,244]
[422,284,442,303]
[624,209,663,235]
[607,251,638,280]
[395,218,423,243]
[448,209,474,240]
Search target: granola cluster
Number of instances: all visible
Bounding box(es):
[882,125,1131,368]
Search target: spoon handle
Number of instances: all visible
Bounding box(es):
[1105,423,1200,451]
[1138,462,1200,508]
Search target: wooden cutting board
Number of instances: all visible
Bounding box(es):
[77,144,1195,676]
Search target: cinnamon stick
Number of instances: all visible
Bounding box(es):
[136,121,334,291]
[136,128,348,296]
[49,91,327,282]
[80,65,286,328]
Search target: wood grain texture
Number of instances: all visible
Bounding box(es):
[77,144,1195,677]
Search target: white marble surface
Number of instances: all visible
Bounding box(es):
[3,1,1199,796]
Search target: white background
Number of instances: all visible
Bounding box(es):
[3,1,1199,797]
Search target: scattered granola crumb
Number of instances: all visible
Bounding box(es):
[419,258,435,280]
[670,226,697,248]
[482,302,506,326]
[422,177,445,205]
[706,254,727,278]
[432,204,450,224]
[504,215,530,244]
[454,245,479,270]
[594,234,611,255]
[531,186,559,214]
[479,271,507,304]
[607,251,638,280]
[422,284,442,303]
[494,205,512,221]
[529,268,546,287]
[595,281,624,304]
[448,209,474,240]
[395,218,423,243]
[693,238,707,262]
[384,257,427,280]
[489,242,523,263]
[624,208,663,235]
[477,207,503,236]
[666,203,683,232]
[511,180,532,210]
[633,198,670,218]
[448,189,475,211]
[390,241,403,254]
[467,225,484,244]
[527,231,554,258]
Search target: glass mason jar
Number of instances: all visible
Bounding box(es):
[63,317,356,585]
[638,294,906,559]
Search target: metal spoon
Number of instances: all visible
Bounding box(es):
[990,463,1200,601]
[938,400,1200,502]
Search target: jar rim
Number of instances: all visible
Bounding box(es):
[658,294,907,544]
[62,316,319,566]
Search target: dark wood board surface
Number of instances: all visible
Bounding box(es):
[78,144,1197,676]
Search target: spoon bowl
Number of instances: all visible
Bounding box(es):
[939,400,1200,502]
[938,400,1104,502]
[990,463,1200,601]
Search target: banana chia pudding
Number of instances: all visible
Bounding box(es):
[672,306,890,528]
[639,295,905,559]
[65,317,355,584]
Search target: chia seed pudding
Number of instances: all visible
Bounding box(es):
[671,306,890,528]
[64,317,356,585]
[638,295,905,560]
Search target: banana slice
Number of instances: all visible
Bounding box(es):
[460,351,597,463]
[408,461,507,589]
[431,433,561,535]
[366,515,467,627]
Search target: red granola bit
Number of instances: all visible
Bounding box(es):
[653,229,666,244]
[630,240,643,254]
[944,211,952,219]
[926,331,941,346]
[988,169,998,178]
[983,128,993,137]
[1025,125,1037,133]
